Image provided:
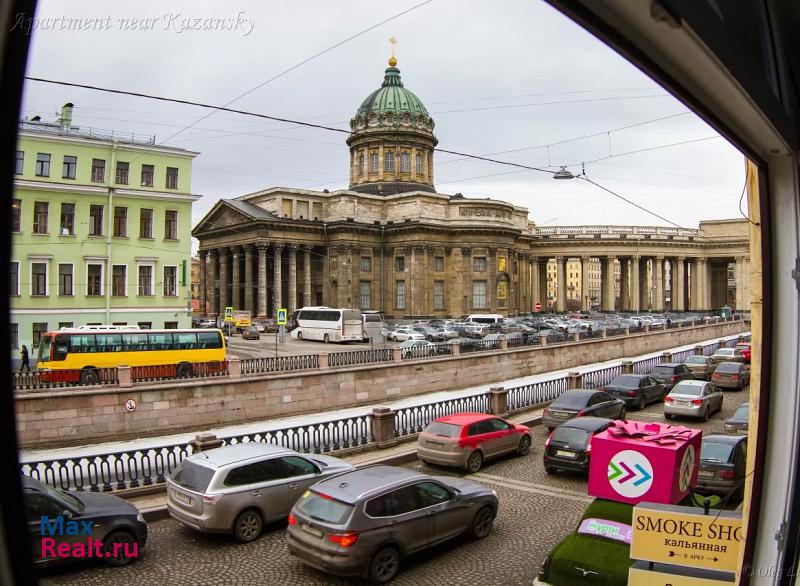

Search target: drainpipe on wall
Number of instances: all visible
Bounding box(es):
[380,224,385,313]
[105,141,118,324]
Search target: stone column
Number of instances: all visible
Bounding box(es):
[287,246,297,313]
[257,244,268,317]
[689,258,700,310]
[530,256,540,313]
[244,245,254,314]
[230,246,241,310]
[461,247,472,315]
[676,257,686,311]
[208,250,219,316]
[321,246,330,306]
[199,250,207,315]
[631,256,641,312]
[601,256,615,312]
[556,256,566,312]
[620,258,629,311]
[303,247,312,307]
[580,256,591,311]
[218,248,229,310]
[654,256,664,311]
[639,258,649,311]
[273,244,283,314]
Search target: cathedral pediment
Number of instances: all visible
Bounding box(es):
[192,199,277,236]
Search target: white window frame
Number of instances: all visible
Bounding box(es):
[359,281,371,310]
[137,262,154,296]
[472,280,488,309]
[434,280,445,310]
[370,152,379,173]
[112,264,127,297]
[396,280,406,310]
[29,260,49,297]
[400,152,410,173]
[163,265,178,297]
[85,262,104,296]
[57,262,74,296]
[10,260,19,296]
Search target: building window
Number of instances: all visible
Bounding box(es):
[58,264,73,296]
[434,256,444,272]
[31,262,47,296]
[12,199,21,232]
[140,208,154,238]
[473,256,487,272]
[35,153,50,177]
[59,203,75,235]
[58,322,73,330]
[358,154,364,176]
[115,161,129,184]
[472,280,487,309]
[141,164,154,186]
[370,152,379,173]
[166,167,179,189]
[396,280,406,309]
[10,261,19,295]
[62,155,77,179]
[32,323,48,347]
[434,280,445,310]
[113,207,127,237]
[33,201,48,234]
[11,324,18,349]
[91,158,105,182]
[164,321,178,330]
[112,265,127,296]
[163,266,177,296]
[87,264,103,296]
[360,256,372,272]
[395,256,405,272]
[416,153,423,174]
[15,151,23,175]
[137,321,152,330]
[138,265,153,296]
[164,210,178,240]
[400,152,410,173]
[359,281,371,309]
[384,151,395,172]
[89,204,104,236]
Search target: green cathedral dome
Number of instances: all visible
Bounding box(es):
[354,66,431,119]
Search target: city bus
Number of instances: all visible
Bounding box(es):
[289,307,363,343]
[35,328,227,384]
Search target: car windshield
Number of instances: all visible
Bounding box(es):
[685,357,707,364]
[297,490,354,524]
[732,405,749,420]
[716,363,740,373]
[38,482,84,512]
[551,393,591,409]
[651,366,676,376]
[716,349,734,355]
[552,426,592,445]
[171,461,216,492]
[671,383,702,396]
[425,422,461,437]
[701,441,735,462]
[735,344,749,350]
[608,375,640,389]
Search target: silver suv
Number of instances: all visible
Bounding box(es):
[287,465,498,583]
[167,443,353,542]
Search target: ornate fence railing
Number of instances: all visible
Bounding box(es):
[328,349,393,368]
[581,364,624,389]
[633,355,663,374]
[394,394,491,437]
[506,376,570,411]
[240,354,319,375]
[130,362,227,383]
[12,367,119,390]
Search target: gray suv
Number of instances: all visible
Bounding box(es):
[167,443,353,542]
[287,465,498,584]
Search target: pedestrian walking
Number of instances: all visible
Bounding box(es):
[19,344,30,372]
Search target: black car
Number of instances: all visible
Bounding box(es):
[544,417,614,474]
[648,363,694,391]
[696,434,748,501]
[541,389,626,431]
[22,476,148,567]
[724,403,749,434]
[601,374,665,410]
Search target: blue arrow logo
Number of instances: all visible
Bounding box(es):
[632,464,652,486]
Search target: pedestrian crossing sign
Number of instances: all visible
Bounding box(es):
[224,306,234,322]
[277,308,287,325]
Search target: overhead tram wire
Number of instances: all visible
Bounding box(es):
[24,77,692,230]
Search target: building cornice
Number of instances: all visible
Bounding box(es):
[13,179,202,201]
[17,130,199,157]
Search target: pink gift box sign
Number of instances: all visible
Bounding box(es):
[588,420,702,506]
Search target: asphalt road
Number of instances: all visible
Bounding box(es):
[40,386,749,586]
[226,331,398,359]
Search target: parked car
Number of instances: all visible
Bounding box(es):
[735,342,752,363]
[601,374,665,410]
[389,327,425,342]
[648,363,694,391]
[541,390,626,432]
[241,325,260,340]
[663,380,723,421]
[696,434,748,501]
[166,443,353,542]
[709,347,747,365]
[682,355,716,380]
[287,465,498,583]
[22,475,147,567]
[543,417,613,474]
[711,361,751,390]
[725,403,749,434]
[417,412,531,473]
[421,327,447,342]
[398,339,438,359]
[198,319,216,328]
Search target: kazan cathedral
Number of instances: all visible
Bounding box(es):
[192,54,750,319]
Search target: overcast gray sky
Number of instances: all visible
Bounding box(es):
[21,0,746,243]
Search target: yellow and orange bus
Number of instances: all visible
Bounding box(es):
[36,328,227,384]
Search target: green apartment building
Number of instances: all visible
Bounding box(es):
[12,104,200,359]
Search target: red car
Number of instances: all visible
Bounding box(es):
[416,412,531,473]
[735,343,752,363]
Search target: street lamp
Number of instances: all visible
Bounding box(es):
[553,166,576,180]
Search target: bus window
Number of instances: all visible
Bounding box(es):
[174,332,198,349]
[69,334,96,353]
[53,335,69,361]
[148,332,174,350]
[197,331,222,349]
[122,332,150,351]
[96,333,122,352]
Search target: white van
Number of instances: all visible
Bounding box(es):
[362,311,385,341]
[465,314,505,325]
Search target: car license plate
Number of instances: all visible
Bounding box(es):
[698,470,714,478]
[301,523,323,538]
[172,490,192,505]
[674,400,688,406]
[551,411,568,418]
[556,450,576,458]
[426,440,444,448]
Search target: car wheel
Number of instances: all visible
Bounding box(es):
[619,407,627,420]
[517,435,531,456]
[176,363,192,378]
[233,509,263,543]
[296,331,302,340]
[465,450,483,473]
[469,506,495,539]
[637,395,646,410]
[80,368,99,385]
[703,406,711,422]
[545,466,556,475]
[368,546,400,585]
[102,530,138,566]
[323,333,330,344]
[665,413,673,420]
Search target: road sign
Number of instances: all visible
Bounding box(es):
[631,503,742,573]
[629,561,735,585]
[277,308,287,326]
[124,399,136,412]
[535,301,542,311]
[224,306,234,322]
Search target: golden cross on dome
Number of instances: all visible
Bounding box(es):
[389,36,397,66]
